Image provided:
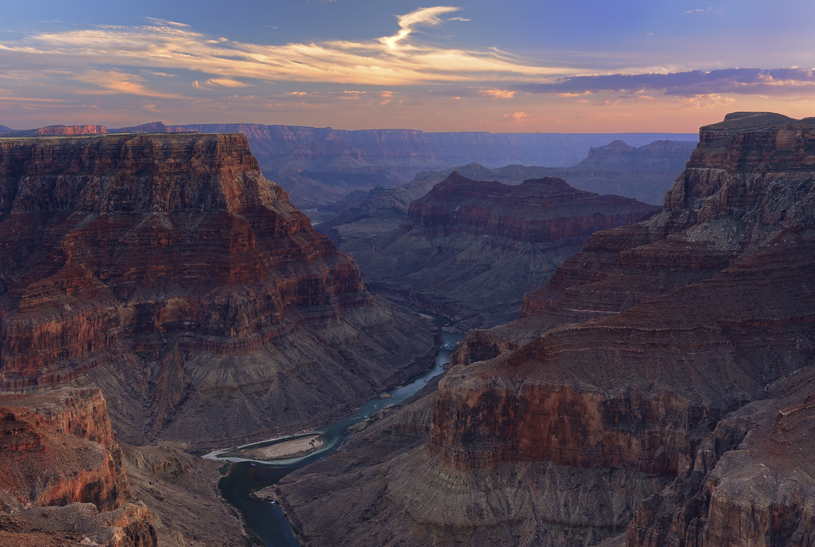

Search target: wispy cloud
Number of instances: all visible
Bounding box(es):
[192,78,248,88]
[481,88,515,99]
[683,6,725,15]
[0,8,558,90]
[72,69,185,98]
[517,68,815,98]
[504,111,530,122]
[379,6,461,49]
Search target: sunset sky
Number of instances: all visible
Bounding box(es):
[2,0,814,132]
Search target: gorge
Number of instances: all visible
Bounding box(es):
[274,112,815,546]
[1,112,814,547]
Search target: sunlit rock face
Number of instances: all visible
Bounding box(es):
[0,387,158,547]
[276,113,815,547]
[0,133,436,447]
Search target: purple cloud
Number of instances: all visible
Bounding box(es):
[518,68,815,97]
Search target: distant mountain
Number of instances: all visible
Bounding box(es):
[3,124,108,136]
[337,172,659,329]
[317,139,694,248]
[3,122,696,208]
[571,139,696,171]
[1,121,180,137]
[171,123,696,207]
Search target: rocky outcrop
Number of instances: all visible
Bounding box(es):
[334,172,658,329]
[628,366,815,547]
[3,125,109,137]
[0,388,129,510]
[0,388,157,547]
[122,444,245,547]
[0,133,436,447]
[572,140,695,172]
[277,112,815,546]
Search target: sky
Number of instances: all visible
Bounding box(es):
[2,0,815,132]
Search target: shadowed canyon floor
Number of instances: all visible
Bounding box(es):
[275,112,815,546]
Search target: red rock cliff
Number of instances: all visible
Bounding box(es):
[0,387,129,509]
[0,388,157,546]
[407,172,659,242]
[0,133,436,447]
[433,112,815,480]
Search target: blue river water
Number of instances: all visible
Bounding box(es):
[217,327,463,546]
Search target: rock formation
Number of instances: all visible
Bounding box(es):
[0,387,157,547]
[0,132,436,447]
[171,124,695,207]
[276,112,815,546]
[331,172,659,329]
[572,139,695,172]
[317,140,694,245]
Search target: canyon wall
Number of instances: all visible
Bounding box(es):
[0,387,157,547]
[334,172,658,329]
[0,133,436,447]
[277,112,815,546]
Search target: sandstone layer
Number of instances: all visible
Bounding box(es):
[0,133,436,447]
[278,112,815,546]
[0,387,157,547]
[332,172,658,329]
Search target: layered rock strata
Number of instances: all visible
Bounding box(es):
[335,172,658,329]
[0,133,436,446]
[278,112,815,546]
[0,387,157,547]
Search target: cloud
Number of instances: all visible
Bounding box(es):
[73,69,184,97]
[517,68,815,98]
[675,93,736,109]
[504,111,529,121]
[683,7,725,15]
[481,88,515,99]
[379,6,462,49]
[142,17,190,28]
[0,7,556,89]
[449,17,471,22]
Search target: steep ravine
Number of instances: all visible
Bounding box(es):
[276,112,815,546]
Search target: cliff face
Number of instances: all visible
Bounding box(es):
[629,366,815,547]
[276,113,815,546]
[334,172,658,329]
[439,113,815,470]
[0,388,157,547]
[0,133,436,447]
[0,388,128,510]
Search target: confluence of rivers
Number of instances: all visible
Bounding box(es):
[214,322,463,546]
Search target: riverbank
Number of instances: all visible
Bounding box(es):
[217,326,464,546]
[222,434,324,462]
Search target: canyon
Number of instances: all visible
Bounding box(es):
[2,112,812,547]
[0,122,695,208]
[275,112,815,546]
[331,171,659,329]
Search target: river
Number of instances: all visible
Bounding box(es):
[216,325,463,546]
